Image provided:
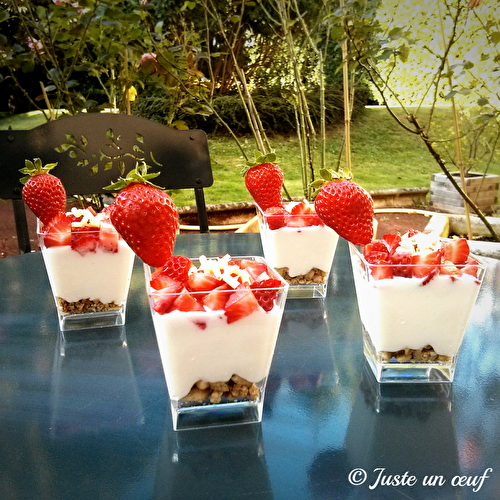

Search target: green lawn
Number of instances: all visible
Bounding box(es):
[2,107,499,208]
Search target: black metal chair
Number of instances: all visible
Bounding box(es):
[0,113,214,254]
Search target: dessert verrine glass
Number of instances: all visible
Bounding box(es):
[145,255,289,430]
[349,236,486,383]
[257,202,339,298]
[38,209,135,331]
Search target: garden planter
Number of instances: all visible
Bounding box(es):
[429,172,499,215]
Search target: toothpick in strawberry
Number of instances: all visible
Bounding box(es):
[243,151,283,211]
[106,162,179,268]
[312,169,374,246]
[20,158,66,225]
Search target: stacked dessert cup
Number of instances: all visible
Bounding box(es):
[257,202,339,298]
[145,254,289,430]
[349,231,486,383]
[38,208,135,332]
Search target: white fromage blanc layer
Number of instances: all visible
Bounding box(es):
[152,307,283,400]
[42,241,135,304]
[261,225,339,277]
[353,273,481,356]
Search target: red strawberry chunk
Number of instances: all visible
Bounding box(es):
[171,289,204,312]
[382,233,402,253]
[411,249,442,279]
[264,206,287,230]
[187,272,221,293]
[462,258,480,278]
[290,200,313,215]
[442,238,470,265]
[152,281,184,314]
[99,222,119,253]
[364,241,390,261]
[440,260,462,277]
[224,284,260,324]
[202,284,231,311]
[369,260,393,280]
[244,262,269,282]
[250,278,282,311]
[389,251,412,278]
[71,226,100,255]
[42,213,72,247]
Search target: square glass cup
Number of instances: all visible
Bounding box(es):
[349,242,486,383]
[145,256,289,431]
[257,204,339,298]
[38,221,135,331]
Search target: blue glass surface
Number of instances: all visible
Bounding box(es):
[0,234,499,499]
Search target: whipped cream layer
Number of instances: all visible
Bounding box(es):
[42,241,135,304]
[353,269,482,357]
[152,307,283,400]
[261,225,338,277]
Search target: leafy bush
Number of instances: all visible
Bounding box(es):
[132,84,371,134]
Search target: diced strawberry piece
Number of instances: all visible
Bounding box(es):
[440,260,462,277]
[442,238,470,265]
[369,260,393,280]
[286,216,308,228]
[389,251,412,278]
[290,200,313,215]
[151,281,184,314]
[154,256,193,284]
[461,258,480,278]
[250,278,282,311]
[71,226,99,255]
[383,233,402,253]
[364,241,389,261]
[264,206,287,230]
[411,249,442,279]
[99,222,119,253]
[244,262,268,281]
[224,284,260,324]
[187,272,221,292]
[202,284,231,311]
[150,274,181,291]
[42,213,72,247]
[171,289,204,312]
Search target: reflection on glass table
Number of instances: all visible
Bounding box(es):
[50,326,144,437]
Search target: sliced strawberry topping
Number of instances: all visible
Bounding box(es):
[290,200,313,215]
[439,260,462,277]
[250,278,282,311]
[442,238,470,265]
[99,222,119,253]
[364,241,390,261]
[224,284,260,324]
[264,206,287,230]
[202,284,231,311]
[383,232,402,253]
[171,289,204,312]
[389,251,412,278]
[71,225,100,255]
[42,213,72,247]
[411,249,443,279]
[369,259,393,280]
[187,272,221,293]
[462,258,480,278]
[152,281,184,314]
[244,262,268,281]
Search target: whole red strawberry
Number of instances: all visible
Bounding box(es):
[20,158,66,225]
[314,179,374,246]
[244,153,283,211]
[107,163,179,267]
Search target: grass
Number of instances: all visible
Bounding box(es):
[2,107,499,208]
